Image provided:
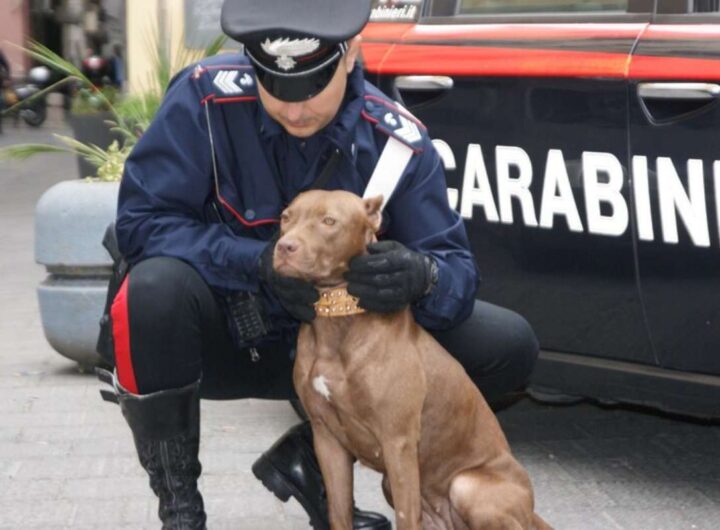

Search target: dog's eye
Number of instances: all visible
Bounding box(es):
[322,216,336,226]
[280,213,290,223]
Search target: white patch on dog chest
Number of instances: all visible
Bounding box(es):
[312,375,332,401]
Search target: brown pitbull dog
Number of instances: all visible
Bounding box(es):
[273,189,552,530]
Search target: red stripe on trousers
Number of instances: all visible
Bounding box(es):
[111,276,139,394]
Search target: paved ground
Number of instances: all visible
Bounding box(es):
[1,108,720,529]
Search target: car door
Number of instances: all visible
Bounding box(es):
[628,0,720,375]
[364,1,656,365]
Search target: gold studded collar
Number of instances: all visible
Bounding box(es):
[314,287,366,317]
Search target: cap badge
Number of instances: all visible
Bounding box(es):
[260,37,321,71]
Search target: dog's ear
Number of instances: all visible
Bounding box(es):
[363,195,383,234]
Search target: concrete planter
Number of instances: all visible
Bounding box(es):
[35,180,119,370]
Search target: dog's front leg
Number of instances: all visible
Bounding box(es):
[382,436,422,530]
[311,421,354,530]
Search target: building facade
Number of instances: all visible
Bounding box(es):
[0,1,31,77]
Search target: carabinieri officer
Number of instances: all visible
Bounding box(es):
[102,0,539,528]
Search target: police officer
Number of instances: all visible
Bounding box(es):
[105,0,539,528]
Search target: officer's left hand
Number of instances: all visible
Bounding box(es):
[345,240,436,313]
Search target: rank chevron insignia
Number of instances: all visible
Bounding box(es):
[213,71,244,95]
[394,114,422,144]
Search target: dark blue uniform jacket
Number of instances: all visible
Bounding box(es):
[117,54,479,344]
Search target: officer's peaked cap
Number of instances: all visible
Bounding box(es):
[221,0,371,102]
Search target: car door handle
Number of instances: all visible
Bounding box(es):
[395,75,454,91]
[638,82,720,101]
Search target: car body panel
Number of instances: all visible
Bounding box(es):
[630,25,720,79]
[629,23,720,375]
[365,20,655,364]
[364,23,644,77]
[361,2,720,417]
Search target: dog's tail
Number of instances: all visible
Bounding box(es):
[532,512,554,530]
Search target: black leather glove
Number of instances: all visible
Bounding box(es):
[345,240,437,314]
[258,240,319,323]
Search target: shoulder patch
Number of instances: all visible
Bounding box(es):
[193,63,258,104]
[361,95,426,151]
[213,70,254,96]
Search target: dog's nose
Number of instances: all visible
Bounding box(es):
[276,238,299,256]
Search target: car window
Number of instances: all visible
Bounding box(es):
[673,0,720,13]
[691,0,720,12]
[688,0,720,13]
[458,0,628,15]
[656,0,720,16]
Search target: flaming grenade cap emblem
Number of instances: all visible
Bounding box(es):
[260,37,321,71]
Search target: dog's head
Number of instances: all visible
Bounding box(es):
[273,190,383,287]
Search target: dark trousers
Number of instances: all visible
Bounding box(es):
[114,257,539,403]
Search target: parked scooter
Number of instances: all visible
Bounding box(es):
[1,66,51,127]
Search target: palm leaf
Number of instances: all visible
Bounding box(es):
[0,144,72,161]
[1,24,226,181]
[9,40,126,128]
[1,75,79,116]
[203,35,228,59]
[15,40,85,79]
[53,135,111,167]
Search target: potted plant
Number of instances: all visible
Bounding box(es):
[67,84,122,178]
[1,35,225,370]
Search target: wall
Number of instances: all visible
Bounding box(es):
[126,0,236,95]
[0,0,30,77]
[126,0,185,94]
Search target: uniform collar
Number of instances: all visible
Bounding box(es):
[327,64,365,151]
[258,104,283,138]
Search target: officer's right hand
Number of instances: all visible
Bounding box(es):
[258,240,319,323]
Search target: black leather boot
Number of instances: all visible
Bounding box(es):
[252,422,391,530]
[116,378,207,530]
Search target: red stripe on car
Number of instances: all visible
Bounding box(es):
[374,45,630,78]
[630,55,720,80]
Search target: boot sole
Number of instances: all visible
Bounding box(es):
[252,454,327,530]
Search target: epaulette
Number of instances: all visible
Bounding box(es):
[361,94,426,152]
[191,63,259,105]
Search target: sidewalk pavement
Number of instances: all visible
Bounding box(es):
[1,108,719,529]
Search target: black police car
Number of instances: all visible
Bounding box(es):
[362,0,720,418]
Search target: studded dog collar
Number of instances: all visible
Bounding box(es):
[314,287,366,317]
